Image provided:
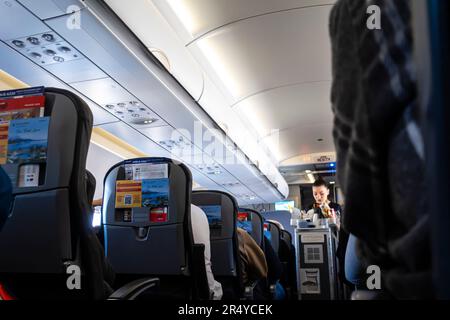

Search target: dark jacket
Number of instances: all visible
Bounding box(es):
[329,0,432,298]
[263,236,283,285]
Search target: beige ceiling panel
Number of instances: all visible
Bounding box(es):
[189,5,333,102]
[233,81,333,137]
[261,123,335,162]
[153,0,336,40]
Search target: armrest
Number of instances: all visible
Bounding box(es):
[108,278,160,300]
[192,244,211,300]
[244,280,259,300]
[351,290,388,300]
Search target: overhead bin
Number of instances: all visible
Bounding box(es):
[0,0,288,203]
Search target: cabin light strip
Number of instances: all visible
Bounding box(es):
[90,127,148,159]
[0,69,29,89]
[90,128,202,188]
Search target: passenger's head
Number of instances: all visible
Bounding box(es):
[312,177,330,205]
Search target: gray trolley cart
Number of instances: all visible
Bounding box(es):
[295,224,339,300]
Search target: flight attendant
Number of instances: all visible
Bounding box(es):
[306,177,342,222]
[307,177,357,293]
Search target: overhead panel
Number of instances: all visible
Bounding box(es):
[71,77,167,129]
[45,59,107,84]
[45,7,205,136]
[98,122,172,159]
[138,125,202,164]
[0,0,51,39]
[0,0,289,204]
[0,40,118,126]
[17,0,84,20]
[104,0,204,101]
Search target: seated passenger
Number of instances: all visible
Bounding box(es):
[84,172,116,296]
[0,167,12,231]
[236,227,268,285]
[191,205,223,300]
[263,235,285,300]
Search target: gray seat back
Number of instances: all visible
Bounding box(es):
[264,221,281,255]
[238,208,264,249]
[0,88,91,274]
[102,158,192,276]
[0,88,111,299]
[192,191,239,277]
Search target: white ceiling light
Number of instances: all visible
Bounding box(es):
[166,0,197,35]
[305,170,315,183]
[197,37,241,99]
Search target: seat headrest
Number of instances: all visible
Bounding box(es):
[192,191,238,240]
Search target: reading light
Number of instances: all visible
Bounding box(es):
[58,46,71,53]
[44,49,56,56]
[27,37,40,45]
[53,56,65,63]
[12,40,24,48]
[30,52,42,59]
[42,34,55,42]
